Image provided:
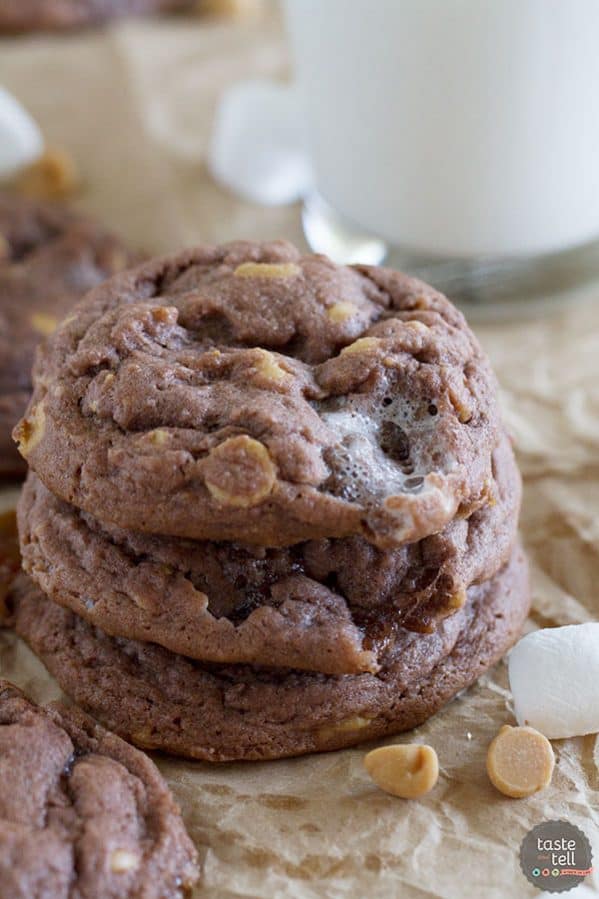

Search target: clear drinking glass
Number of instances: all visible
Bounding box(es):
[284,0,599,312]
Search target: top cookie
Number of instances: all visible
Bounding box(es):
[0,680,199,898]
[16,241,500,548]
[0,192,136,478]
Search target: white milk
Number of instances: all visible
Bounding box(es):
[284,0,599,258]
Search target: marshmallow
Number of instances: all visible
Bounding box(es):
[508,623,599,739]
[208,79,311,206]
[0,87,43,177]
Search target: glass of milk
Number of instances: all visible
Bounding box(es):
[284,0,599,310]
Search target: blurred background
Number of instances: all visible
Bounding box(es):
[1,5,599,897]
[0,1,299,254]
[4,0,599,312]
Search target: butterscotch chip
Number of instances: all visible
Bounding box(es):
[14,402,46,458]
[15,148,80,200]
[204,435,276,508]
[340,336,381,355]
[151,306,176,324]
[447,380,473,424]
[317,716,373,741]
[30,312,59,336]
[364,744,439,799]
[447,587,467,611]
[327,302,358,323]
[455,404,473,424]
[252,349,289,383]
[486,725,555,798]
[110,850,140,873]
[233,261,301,279]
[148,428,170,446]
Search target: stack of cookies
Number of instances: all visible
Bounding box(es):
[11,241,529,761]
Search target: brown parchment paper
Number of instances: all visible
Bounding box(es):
[0,11,598,898]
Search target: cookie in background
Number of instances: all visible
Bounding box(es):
[0,0,263,33]
[0,192,138,479]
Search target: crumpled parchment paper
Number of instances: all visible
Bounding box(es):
[0,11,597,898]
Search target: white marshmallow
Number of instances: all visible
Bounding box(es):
[208,79,311,206]
[0,87,43,177]
[508,623,599,739]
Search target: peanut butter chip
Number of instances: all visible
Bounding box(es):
[364,744,439,799]
[30,312,59,337]
[486,725,555,798]
[204,435,276,508]
[233,261,300,279]
[110,850,140,873]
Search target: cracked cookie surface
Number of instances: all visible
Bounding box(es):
[0,193,136,478]
[18,432,520,674]
[17,241,501,548]
[9,549,529,761]
[0,680,198,898]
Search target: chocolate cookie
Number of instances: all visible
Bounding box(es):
[0,193,136,479]
[16,241,500,548]
[9,549,529,761]
[0,0,191,32]
[17,432,520,674]
[0,680,199,897]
